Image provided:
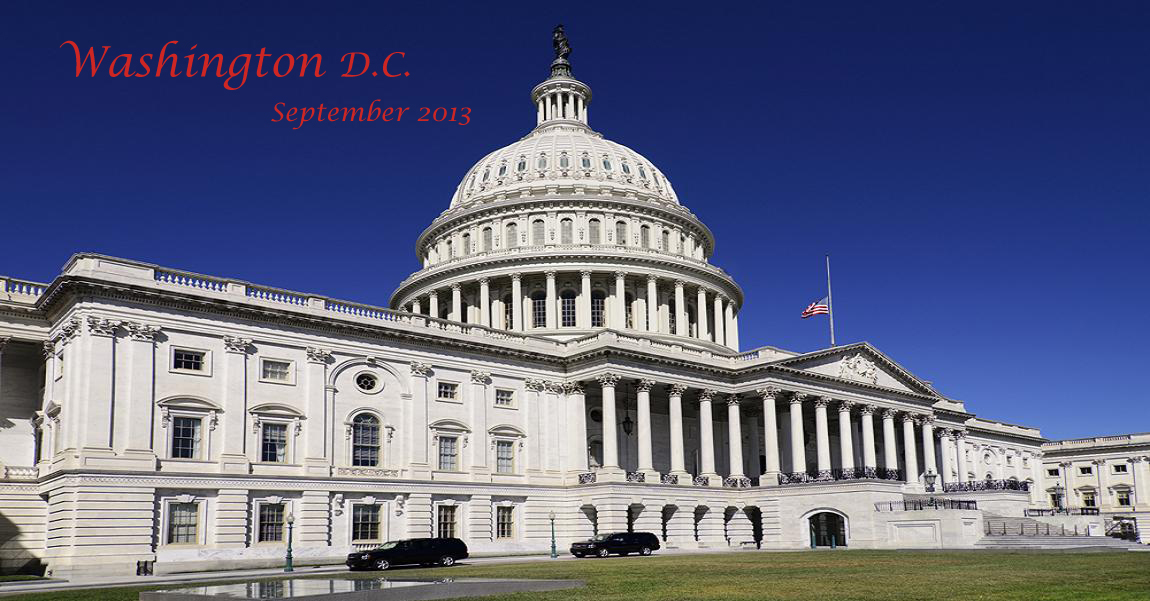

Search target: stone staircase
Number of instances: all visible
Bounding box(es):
[978,513,1142,550]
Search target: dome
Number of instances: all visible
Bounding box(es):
[449,122,680,209]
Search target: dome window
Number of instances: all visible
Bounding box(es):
[638,165,648,179]
[517,157,527,172]
[559,153,570,169]
[621,161,631,175]
[602,156,613,171]
[537,155,548,169]
[580,153,591,169]
[498,163,507,177]
[481,168,490,182]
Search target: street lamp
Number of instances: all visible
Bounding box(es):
[1053,483,1065,510]
[549,511,558,559]
[284,513,295,573]
[924,469,938,493]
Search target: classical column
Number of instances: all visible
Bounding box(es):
[920,415,937,479]
[545,271,557,329]
[814,397,832,477]
[511,274,523,331]
[882,409,898,477]
[730,312,740,351]
[938,428,954,486]
[713,295,726,346]
[636,379,655,474]
[613,271,627,329]
[757,386,781,481]
[565,382,588,473]
[646,275,658,333]
[727,395,744,479]
[696,287,710,341]
[450,283,462,322]
[838,401,855,475]
[789,392,807,474]
[674,280,687,336]
[698,390,718,482]
[667,384,689,478]
[597,374,621,471]
[429,290,440,319]
[478,278,490,327]
[860,405,877,476]
[955,430,969,483]
[902,413,919,484]
[724,302,736,350]
[578,270,592,328]
[1132,457,1148,509]
[412,299,422,315]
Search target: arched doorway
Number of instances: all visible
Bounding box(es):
[808,511,847,548]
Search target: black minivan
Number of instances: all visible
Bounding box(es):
[346,537,469,570]
[570,531,661,557]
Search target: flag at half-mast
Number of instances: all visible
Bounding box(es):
[801,296,829,319]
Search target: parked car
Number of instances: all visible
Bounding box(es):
[346,537,469,570]
[570,531,661,557]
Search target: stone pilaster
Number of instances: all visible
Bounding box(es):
[303,347,332,476]
[219,335,252,474]
[408,362,432,478]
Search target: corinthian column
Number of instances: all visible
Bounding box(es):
[902,413,919,484]
[860,405,877,476]
[667,384,689,479]
[511,274,523,331]
[696,287,710,341]
[757,386,781,481]
[478,278,490,327]
[545,271,557,329]
[814,397,832,477]
[956,430,969,483]
[713,295,726,346]
[578,270,592,328]
[613,271,626,329]
[938,428,954,486]
[882,409,898,478]
[698,390,718,483]
[920,415,937,478]
[789,392,807,474]
[674,280,687,336]
[727,395,744,479]
[636,379,655,475]
[646,275,658,333]
[838,401,855,475]
[450,283,462,322]
[597,374,620,472]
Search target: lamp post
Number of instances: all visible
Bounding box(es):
[549,511,558,559]
[284,513,295,572]
[1053,483,1065,511]
[924,469,938,494]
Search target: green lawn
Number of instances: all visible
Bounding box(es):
[5,551,1150,601]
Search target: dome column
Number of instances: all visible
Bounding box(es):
[646,275,658,333]
[479,278,490,327]
[674,280,687,337]
[698,390,718,484]
[411,298,421,315]
[667,384,689,479]
[545,271,557,329]
[429,290,440,319]
[612,271,626,329]
[578,270,592,328]
[450,283,462,322]
[724,302,736,350]
[713,295,726,346]
[696,288,710,342]
[511,274,523,331]
[597,374,622,476]
[636,379,655,476]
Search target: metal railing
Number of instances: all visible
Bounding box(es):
[984,522,1089,537]
[625,471,646,483]
[723,476,752,488]
[875,499,978,512]
[660,474,679,485]
[943,479,1029,493]
[577,472,596,484]
[1025,507,1099,517]
[778,467,903,485]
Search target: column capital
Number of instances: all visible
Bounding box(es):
[41,340,55,359]
[563,381,585,395]
[87,316,121,337]
[580,270,592,278]
[882,408,898,420]
[860,404,877,416]
[409,361,432,378]
[544,381,564,393]
[511,273,522,282]
[936,428,954,439]
[674,279,685,289]
[222,335,253,354]
[636,379,656,392]
[920,414,936,426]
[1131,456,1144,464]
[596,373,620,388]
[666,383,688,397]
[469,370,491,385]
[756,385,781,400]
[814,396,831,409]
[838,400,855,412]
[727,394,741,407]
[545,270,557,279]
[525,378,547,392]
[124,322,161,342]
[478,277,489,285]
[0,336,8,351]
[717,294,729,304]
[901,412,919,424]
[450,282,461,291]
[305,347,332,364]
[614,270,627,279]
[699,389,717,402]
[790,391,807,405]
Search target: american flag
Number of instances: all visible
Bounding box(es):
[801,296,829,318]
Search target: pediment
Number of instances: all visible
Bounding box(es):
[771,343,938,397]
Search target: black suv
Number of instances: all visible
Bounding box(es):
[346,537,469,570]
[570,531,661,557]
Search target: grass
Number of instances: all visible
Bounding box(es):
[4,550,1149,601]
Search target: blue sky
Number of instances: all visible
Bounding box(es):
[2,1,1147,439]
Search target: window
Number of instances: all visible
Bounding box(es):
[502,295,513,329]
[170,416,202,459]
[482,227,493,252]
[461,233,471,255]
[640,225,650,248]
[638,165,647,179]
[580,153,591,169]
[668,299,677,333]
[496,440,515,474]
[446,239,453,259]
[1082,492,1096,507]
[437,382,458,401]
[438,436,459,471]
[497,163,506,177]
[625,293,635,329]
[437,505,457,538]
[261,423,288,463]
[260,359,292,383]
[351,414,380,467]
[496,506,514,539]
[621,161,631,175]
[1117,491,1132,506]
[1047,468,1059,477]
[356,372,380,393]
[495,389,515,407]
[1113,464,1128,474]
[559,153,569,169]
[1079,466,1093,476]
[167,502,198,544]
[532,219,546,246]
[537,155,547,169]
[588,219,601,244]
[173,349,205,372]
[560,218,573,244]
[591,291,606,327]
[531,292,546,328]
[560,290,576,327]
[352,505,380,541]
[602,156,612,171]
[505,223,518,248]
[661,230,670,251]
[516,157,526,172]
[258,503,285,542]
[615,221,627,245]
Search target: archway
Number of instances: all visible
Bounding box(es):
[808,511,847,548]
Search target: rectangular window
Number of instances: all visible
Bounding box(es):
[1079,466,1093,476]
[1113,464,1128,474]
[437,505,457,539]
[1082,492,1096,507]
[258,503,285,542]
[167,502,198,544]
[494,389,515,407]
[560,296,576,327]
[1046,468,1059,477]
[532,297,546,328]
[438,436,458,471]
[351,419,380,467]
[496,506,514,539]
[496,440,514,474]
[1117,491,1132,506]
[261,359,292,383]
[173,349,205,372]
[170,416,202,459]
[261,423,288,463]
[352,505,380,541]
[437,382,458,401]
[591,295,605,327]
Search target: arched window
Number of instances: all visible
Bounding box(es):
[351,413,380,467]
[560,218,573,244]
[581,153,591,170]
[588,219,601,244]
[532,219,546,246]
[615,221,627,246]
[602,156,613,171]
[668,299,677,333]
[502,295,513,330]
[621,161,631,175]
[497,162,507,177]
[461,302,470,324]
[461,233,471,256]
[531,291,547,328]
[481,168,490,182]
[537,154,548,170]
[482,227,493,252]
[560,290,577,327]
[638,165,648,180]
[559,153,570,169]
[516,157,526,172]
[661,230,670,252]
[640,225,651,249]
[624,293,635,329]
[591,290,606,327]
[506,222,518,248]
[445,239,454,259]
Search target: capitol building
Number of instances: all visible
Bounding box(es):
[0,32,1146,578]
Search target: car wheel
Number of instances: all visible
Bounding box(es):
[440,555,456,567]
[573,553,583,558]
[597,548,610,558]
[375,559,390,570]
[640,546,652,556]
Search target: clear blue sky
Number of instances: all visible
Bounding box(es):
[2,1,1147,440]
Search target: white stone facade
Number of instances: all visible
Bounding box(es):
[0,45,1144,578]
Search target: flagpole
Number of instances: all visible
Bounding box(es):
[826,254,835,347]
